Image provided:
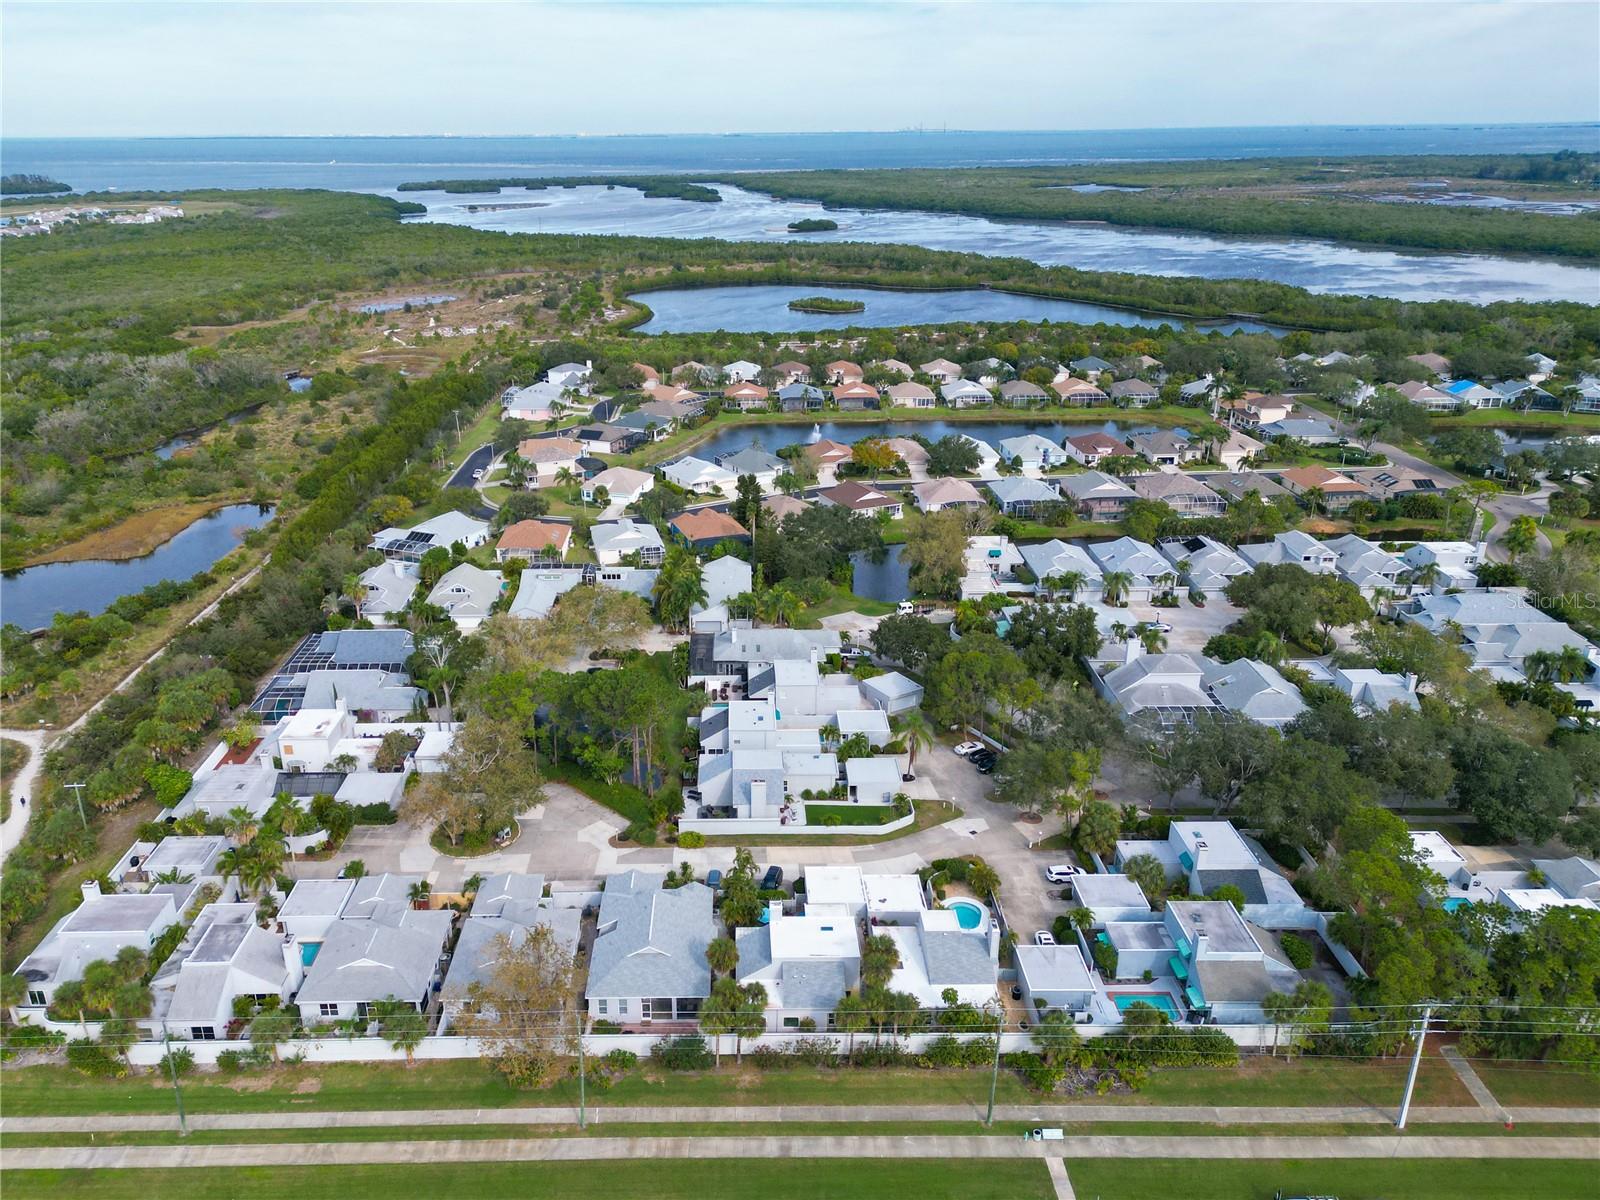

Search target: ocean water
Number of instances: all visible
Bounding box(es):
[3,125,1596,192]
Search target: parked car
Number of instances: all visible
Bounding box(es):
[1045,864,1082,884]
[761,865,784,890]
[896,601,915,615]
[1146,619,1172,633]
[953,741,985,758]
[471,468,485,481]
[973,755,997,775]
[705,869,723,890]
[840,645,869,661]
[1034,931,1056,946]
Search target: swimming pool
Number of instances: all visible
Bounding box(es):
[1112,993,1182,1021]
[947,899,986,930]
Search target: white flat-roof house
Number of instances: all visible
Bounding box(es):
[860,671,924,715]
[1115,820,1303,918]
[1014,943,1097,1015]
[737,900,862,1030]
[586,871,713,1025]
[150,902,301,1041]
[12,883,180,1016]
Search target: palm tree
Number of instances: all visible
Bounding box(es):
[1066,907,1095,936]
[1137,623,1168,655]
[1250,630,1285,665]
[1555,645,1591,683]
[1102,570,1133,607]
[224,806,259,845]
[1047,570,1083,600]
[893,711,934,772]
[1525,649,1560,683]
[1406,562,1442,594]
[705,936,738,979]
[966,861,1001,899]
[407,880,433,908]
[554,465,578,490]
[1300,485,1327,517]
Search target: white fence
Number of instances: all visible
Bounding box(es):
[679,807,916,839]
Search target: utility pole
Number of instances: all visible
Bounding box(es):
[1395,1003,1433,1130]
[576,1007,587,1130]
[984,1010,1005,1127]
[63,782,88,828]
[161,1028,189,1137]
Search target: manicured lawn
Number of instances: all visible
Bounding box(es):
[0,1055,1469,1118]
[1431,408,1600,431]
[803,803,901,826]
[0,1160,1054,1200]
[1065,1158,1596,1200]
[701,798,960,846]
[1471,1062,1600,1108]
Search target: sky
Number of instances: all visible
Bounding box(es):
[3,1,1598,138]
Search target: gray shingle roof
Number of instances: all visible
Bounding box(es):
[587,872,713,1000]
[922,931,995,985]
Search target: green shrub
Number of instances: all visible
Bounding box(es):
[215,1049,249,1074]
[65,1040,127,1078]
[1091,939,1118,978]
[677,831,705,849]
[159,1046,196,1077]
[591,1019,622,1034]
[602,1049,637,1072]
[652,1035,713,1071]
[351,803,397,825]
[1279,932,1315,970]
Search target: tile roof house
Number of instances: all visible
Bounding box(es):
[816,481,903,519]
[1278,466,1370,511]
[1213,429,1266,470]
[912,477,984,513]
[1130,472,1227,517]
[1052,378,1108,406]
[1058,471,1137,521]
[882,437,930,468]
[495,520,574,564]
[670,508,751,549]
[426,563,505,630]
[1406,352,1452,377]
[723,382,770,411]
[876,358,915,379]
[1106,378,1160,407]
[985,476,1062,517]
[661,455,739,497]
[832,381,881,410]
[940,380,992,408]
[825,360,863,385]
[1397,379,1460,412]
[918,358,962,384]
[997,380,1050,407]
[586,871,714,1024]
[763,494,811,522]
[1207,471,1290,502]
[1064,432,1134,466]
[771,361,811,386]
[516,436,587,486]
[736,901,861,1030]
[590,518,666,567]
[885,381,936,409]
[632,362,661,386]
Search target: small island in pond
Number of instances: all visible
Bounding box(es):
[787,217,839,232]
[787,295,866,314]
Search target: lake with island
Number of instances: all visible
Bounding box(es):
[630,284,1284,335]
[399,182,1600,306]
[0,503,274,631]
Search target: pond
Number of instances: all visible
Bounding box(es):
[690,416,1160,463]
[0,503,274,631]
[851,544,911,604]
[629,284,1282,336]
[397,182,1600,305]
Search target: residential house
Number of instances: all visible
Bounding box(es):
[1064,432,1134,467]
[723,382,770,412]
[1208,471,1289,503]
[816,481,903,519]
[1397,380,1460,412]
[716,446,786,493]
[632,362,661,387]
[1402,590,1596,680]
[586,871,714,1025]
[1573,375,1600,413]
[1493,379,1550,409]
[802,439,854,481]
[763,494,811,522]
[997,380,1049,408]
[1258,417,1342,445]
[1088,537,1175,601]
[1091,652,1219,726]
[1059,471,1136,521]
[687,626,842,689]
[516,437,587,488]
[825,360,863,385]
[777,383,827,412]
[670,508,750,550]
[844,756,901,805]
[1358,466,1447,501]
[1313,664,1420,713]
[151,902,300,1041]
[357,560,419,625]
[673,361,717,386]
[1070,873,1154,926]
[1129,430,1200,467]
[590,518,666,567]
[883,438,930,470]
[1526,352,1558,381]
[582,465,654,506]
[957,434,1002,474]
[1130,472,1227,517]
[1158,535,1250,594]
[1201,658,1306,727]
[771,361,811,386]
[1163,899,1298,1022]
[884,904,999,1009]
[833,381,880,411]
[1238,530,1337,573]
[1406,352,1452,377]
[439,874,582,1035]
[546,360,593,391]
[494,519,573,564]
[1323,533,1407,595]
[695,555,754,622]
[998,433,1068,473]
[371,511,489,562]
[1014,944,1097,1015]
[940,380,991,408]
[1177,374,1222,404]
[1222,394,1296,430]
[919,358,962,385]
[885,381,936,409]
[1278,466,1369,512]
[1052,377,1108,406]
[508,571,583,620]
[644,383,704,410]
[426,564,504,630]
[573,423,640,456]
[1212,429,1265,470]
[1400,541,1482,590]
[1441,379,1500,408]
[860,671,924,716]
[502,381,564,421]
[295,905,454,1025]
[1114,820,1303,915]
[12,883,180,1015]
[1018,539,1103,597]
[737,901,861,1030]
[722,360,763,383]
[1106,378,1159,408]
[985,476,1061,518]
[876,358,915,380]
[661,455,738,497]
[907,477,980,515]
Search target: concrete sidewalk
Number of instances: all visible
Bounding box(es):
[6,1102,1598,1134]
[4,1134,1596,1172]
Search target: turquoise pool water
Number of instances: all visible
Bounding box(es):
[301,942,321,967]
[1113,993,1182,1021]
[948,900,985,930]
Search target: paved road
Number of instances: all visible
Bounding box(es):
[5,1134,1592,1171]
[8,1102,1595,1134]
[445,442,495,491]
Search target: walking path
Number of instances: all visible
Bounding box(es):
[1441,1045,1512,1121]
[1045,1156,1076,1200]
[0,728,46,862]
[7,1102,1598,1134]
[4,1133,1594,1172]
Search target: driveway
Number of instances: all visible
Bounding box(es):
[445,442,495,491]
